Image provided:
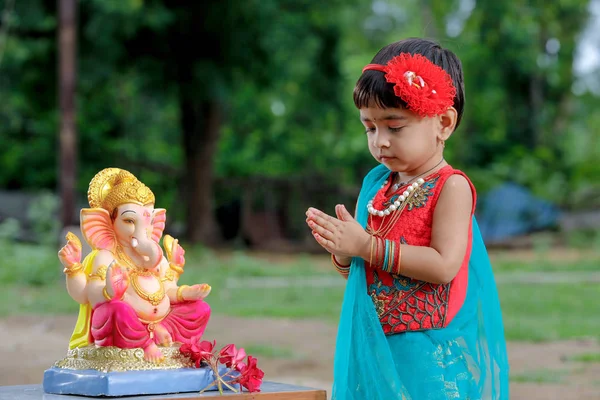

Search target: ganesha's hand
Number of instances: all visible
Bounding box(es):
[178,283,211,302]
[163,234,185,268]
[58,232,83,270]
[106,261,129,300]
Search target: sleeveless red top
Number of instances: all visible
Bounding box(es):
[365,165,476,335]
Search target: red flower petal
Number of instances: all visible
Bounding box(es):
[380,53,456,117]
[198,340,216,362]
[239,356,264,392]
[180,343,192,355]
[218,344,236,368]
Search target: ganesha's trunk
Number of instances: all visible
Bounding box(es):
[181,96,222,245]
[131,236,162,268]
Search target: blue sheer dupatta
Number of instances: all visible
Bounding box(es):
[332,165,509,400]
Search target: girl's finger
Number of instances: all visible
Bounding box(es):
[307,210,338,233]
[308,220,336,242]
[306,216,334,236]
[307,208,340,224]
[312,231,336,251]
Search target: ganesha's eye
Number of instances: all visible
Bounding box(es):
[124,219,134,224]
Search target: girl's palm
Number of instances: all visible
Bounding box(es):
[306,205,369,258]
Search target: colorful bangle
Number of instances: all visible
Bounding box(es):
[383,240,390,272]
[331,254,351,275]
[377,240,402,275]
[374,237,380,266]
[368,235,374,266]
[395,243,403,275]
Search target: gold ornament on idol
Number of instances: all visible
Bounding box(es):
[87,168,155,214]
[114,245,165,306]
[115,245,140,271]
[129,269,165,306]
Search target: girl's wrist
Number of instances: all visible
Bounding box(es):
[358,233,372,261]
[333,254,352,266]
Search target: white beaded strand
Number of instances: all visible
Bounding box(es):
[366,178,425,216]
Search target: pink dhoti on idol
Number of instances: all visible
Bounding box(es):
[91,299,211,349]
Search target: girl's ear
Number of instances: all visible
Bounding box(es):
[438,107,458,142]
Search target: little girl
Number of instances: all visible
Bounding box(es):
[306,38,509,400]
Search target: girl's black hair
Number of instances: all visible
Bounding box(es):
[354,38,465,129]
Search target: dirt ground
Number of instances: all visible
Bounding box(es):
[1,315,599,399]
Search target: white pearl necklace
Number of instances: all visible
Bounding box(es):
[367,177,425,216]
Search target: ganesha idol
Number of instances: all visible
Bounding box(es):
[44,168,215,396]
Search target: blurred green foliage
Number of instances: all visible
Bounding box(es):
[0,0,599,229]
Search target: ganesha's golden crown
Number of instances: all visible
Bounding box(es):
[87,168,155,213]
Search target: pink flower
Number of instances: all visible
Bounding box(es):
[218,344,247,368]
[180,335,203,364]
[197,340,217,362]
[182,338,264,394]
[180,337,216,368]
[235,361,246,373]
[238,356,264,392]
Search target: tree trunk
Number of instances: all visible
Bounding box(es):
[58,0,77,228]
[181,97,222,245]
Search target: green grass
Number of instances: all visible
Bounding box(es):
[2,242,600,343]
[511,368,569,384]
[0,242,62,285]
[241,344,298,359]
[0,284,79,316]
[498,282,600,342]
[491,255,600,273]
[569,353,600,363]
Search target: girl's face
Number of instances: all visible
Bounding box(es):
[360,106,448,173]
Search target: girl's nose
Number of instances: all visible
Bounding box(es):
[373,131,390,148]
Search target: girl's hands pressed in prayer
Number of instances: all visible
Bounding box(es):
[306,205,371,260]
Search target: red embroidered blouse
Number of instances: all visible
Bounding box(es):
[365,165,476,335]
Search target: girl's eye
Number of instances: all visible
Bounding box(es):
[389,126,405,133]
[364,127,376,134]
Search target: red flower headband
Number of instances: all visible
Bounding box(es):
[362,53,456,117]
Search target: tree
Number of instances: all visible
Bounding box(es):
[76,0,352,243]
[58,0,77,227]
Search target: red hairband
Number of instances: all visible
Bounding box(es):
[362,53,456,117]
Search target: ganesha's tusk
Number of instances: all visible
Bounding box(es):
[131,237,139,248]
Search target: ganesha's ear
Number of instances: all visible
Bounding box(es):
[80,208,116,251]
[151,208,166,243]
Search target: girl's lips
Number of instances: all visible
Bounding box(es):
[379,156,395,162]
